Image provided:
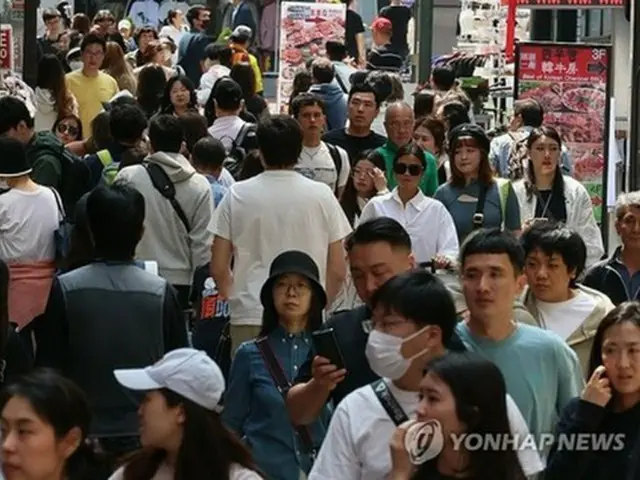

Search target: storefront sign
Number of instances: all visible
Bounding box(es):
[0,24,13,71]
[501,0,622,6]
[514,42,612,224]
[277,1,346,114]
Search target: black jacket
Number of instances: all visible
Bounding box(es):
[583,247,640,305]
[546,397,640,480]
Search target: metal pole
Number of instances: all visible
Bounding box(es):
[417,0,433,84]
[629,0,640,189]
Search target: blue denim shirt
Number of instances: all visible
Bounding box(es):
[205,175,228,208]
[489,126,573,178]
[222,326,331,480]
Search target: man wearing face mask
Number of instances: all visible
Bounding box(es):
[308,270,544,480]
[178,5,214,85]
[287,218,418,423]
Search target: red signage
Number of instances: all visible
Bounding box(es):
[501,0,622,6]
[514,42,612,224]
[0,26,13,71]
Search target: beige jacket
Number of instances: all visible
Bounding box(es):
[520,284,615,374]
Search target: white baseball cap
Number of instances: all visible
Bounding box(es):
[114,349,225,411]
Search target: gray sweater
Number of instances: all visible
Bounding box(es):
[115,152,214,286]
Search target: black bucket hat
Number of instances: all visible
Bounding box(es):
[0,137,31,177]
[260,251,327,309]
[448,123,490,154]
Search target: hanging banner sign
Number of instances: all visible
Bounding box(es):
[277,1,346,115]
[501,0,622,7]
[0,25,14,71]
[514,42,612,224]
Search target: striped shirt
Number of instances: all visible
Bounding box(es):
[366,44,403,73]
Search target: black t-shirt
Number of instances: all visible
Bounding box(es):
[379,5,412,53]
[534,189,567,223]
[322,128,387,166]
[367,43,404,73]
[346,9,365,60]
[294,306,378,406]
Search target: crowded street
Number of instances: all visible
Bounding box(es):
[0,0,637,478]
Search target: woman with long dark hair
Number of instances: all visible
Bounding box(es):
[340,149,388,227]
[546,302,640,479]
[512,125,604,267]
[109,348,262,479]
[434,123,521,242]
[1,369,103,480]
[413,116,449,185]
[389,352,528,480]
[223,251,330,480]
[34,54,78,132]
[160,74,197,116]
[136,65,167,119]
[230,62,268,120]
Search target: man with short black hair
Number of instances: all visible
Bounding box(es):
[210,115,352,352]
[430,66,456,92]
[197,43,232,106]
[33,182,187,461]
[0,96,66,190]
[83,103,148,187]
[490,98,572,178]
[323,83,386,165]
[115,114,214,308]
[325,40,357,94]
[291,93,350,197]
[178,5,213,84]
[456,228,583,441]
[66,33,119,138]
[191,136,228,207]
[308,57,348,131]
[207,77,255,155]
[37,8,64,61]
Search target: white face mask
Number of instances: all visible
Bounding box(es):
[0,179,8,189]
[365,327,430,380]
[69,61,83,71]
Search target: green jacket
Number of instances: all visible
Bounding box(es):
[376,141,439,196]
[26,131,64,189]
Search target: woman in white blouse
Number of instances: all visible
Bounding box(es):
[512,126,604,267]
[360,143,459,266]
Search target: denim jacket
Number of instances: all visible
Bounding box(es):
[222,326,331,480]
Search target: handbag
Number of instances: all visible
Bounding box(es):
[49,188,72,269]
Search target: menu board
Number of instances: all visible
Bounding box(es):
[514,42,611,224]
[277,1,346,114]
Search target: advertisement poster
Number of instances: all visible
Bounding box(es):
[514,42,611,224]
[277,1,346,114]
[0,24,13,71]
[501,0,622,7]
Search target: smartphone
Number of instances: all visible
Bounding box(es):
[312,328,346,370]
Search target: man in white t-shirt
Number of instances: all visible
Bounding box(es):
[207,77,253,154]
[309,270,544,480]
[290,93,351,198]
[209,115,352,353]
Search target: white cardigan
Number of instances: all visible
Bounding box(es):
[512,176,604,268]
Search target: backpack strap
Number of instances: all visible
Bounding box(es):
[233,122,254,150]
[472,183,489,230]
[143,162,191,232]
[496,178,511,229]
[326,143,342,195]
[96,149,114,168]
[370,379,409,426]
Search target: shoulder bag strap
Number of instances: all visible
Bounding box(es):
[48,187,66,222]
[326,143,342,194]
[472,183,489,230]
[254,337,317,456]
[143,163,191,232]
[370,379,409,426]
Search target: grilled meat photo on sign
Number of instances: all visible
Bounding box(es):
[519,82,564,112]
[562,86,606,114]
[572,147,605,181]
[544,113,604,144]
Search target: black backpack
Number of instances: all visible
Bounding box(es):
[223,123,258,180]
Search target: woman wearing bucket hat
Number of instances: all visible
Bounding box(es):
[434,123,521,242]
[223,250,331,480]
[110,348,262,479]
[0,136,60,329]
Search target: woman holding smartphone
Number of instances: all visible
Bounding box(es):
[512,126,603,267]
[546,302,640,479]
[223,251,331,480]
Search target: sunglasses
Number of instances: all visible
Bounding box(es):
[393,163,423,176]
[56,123,79,137]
